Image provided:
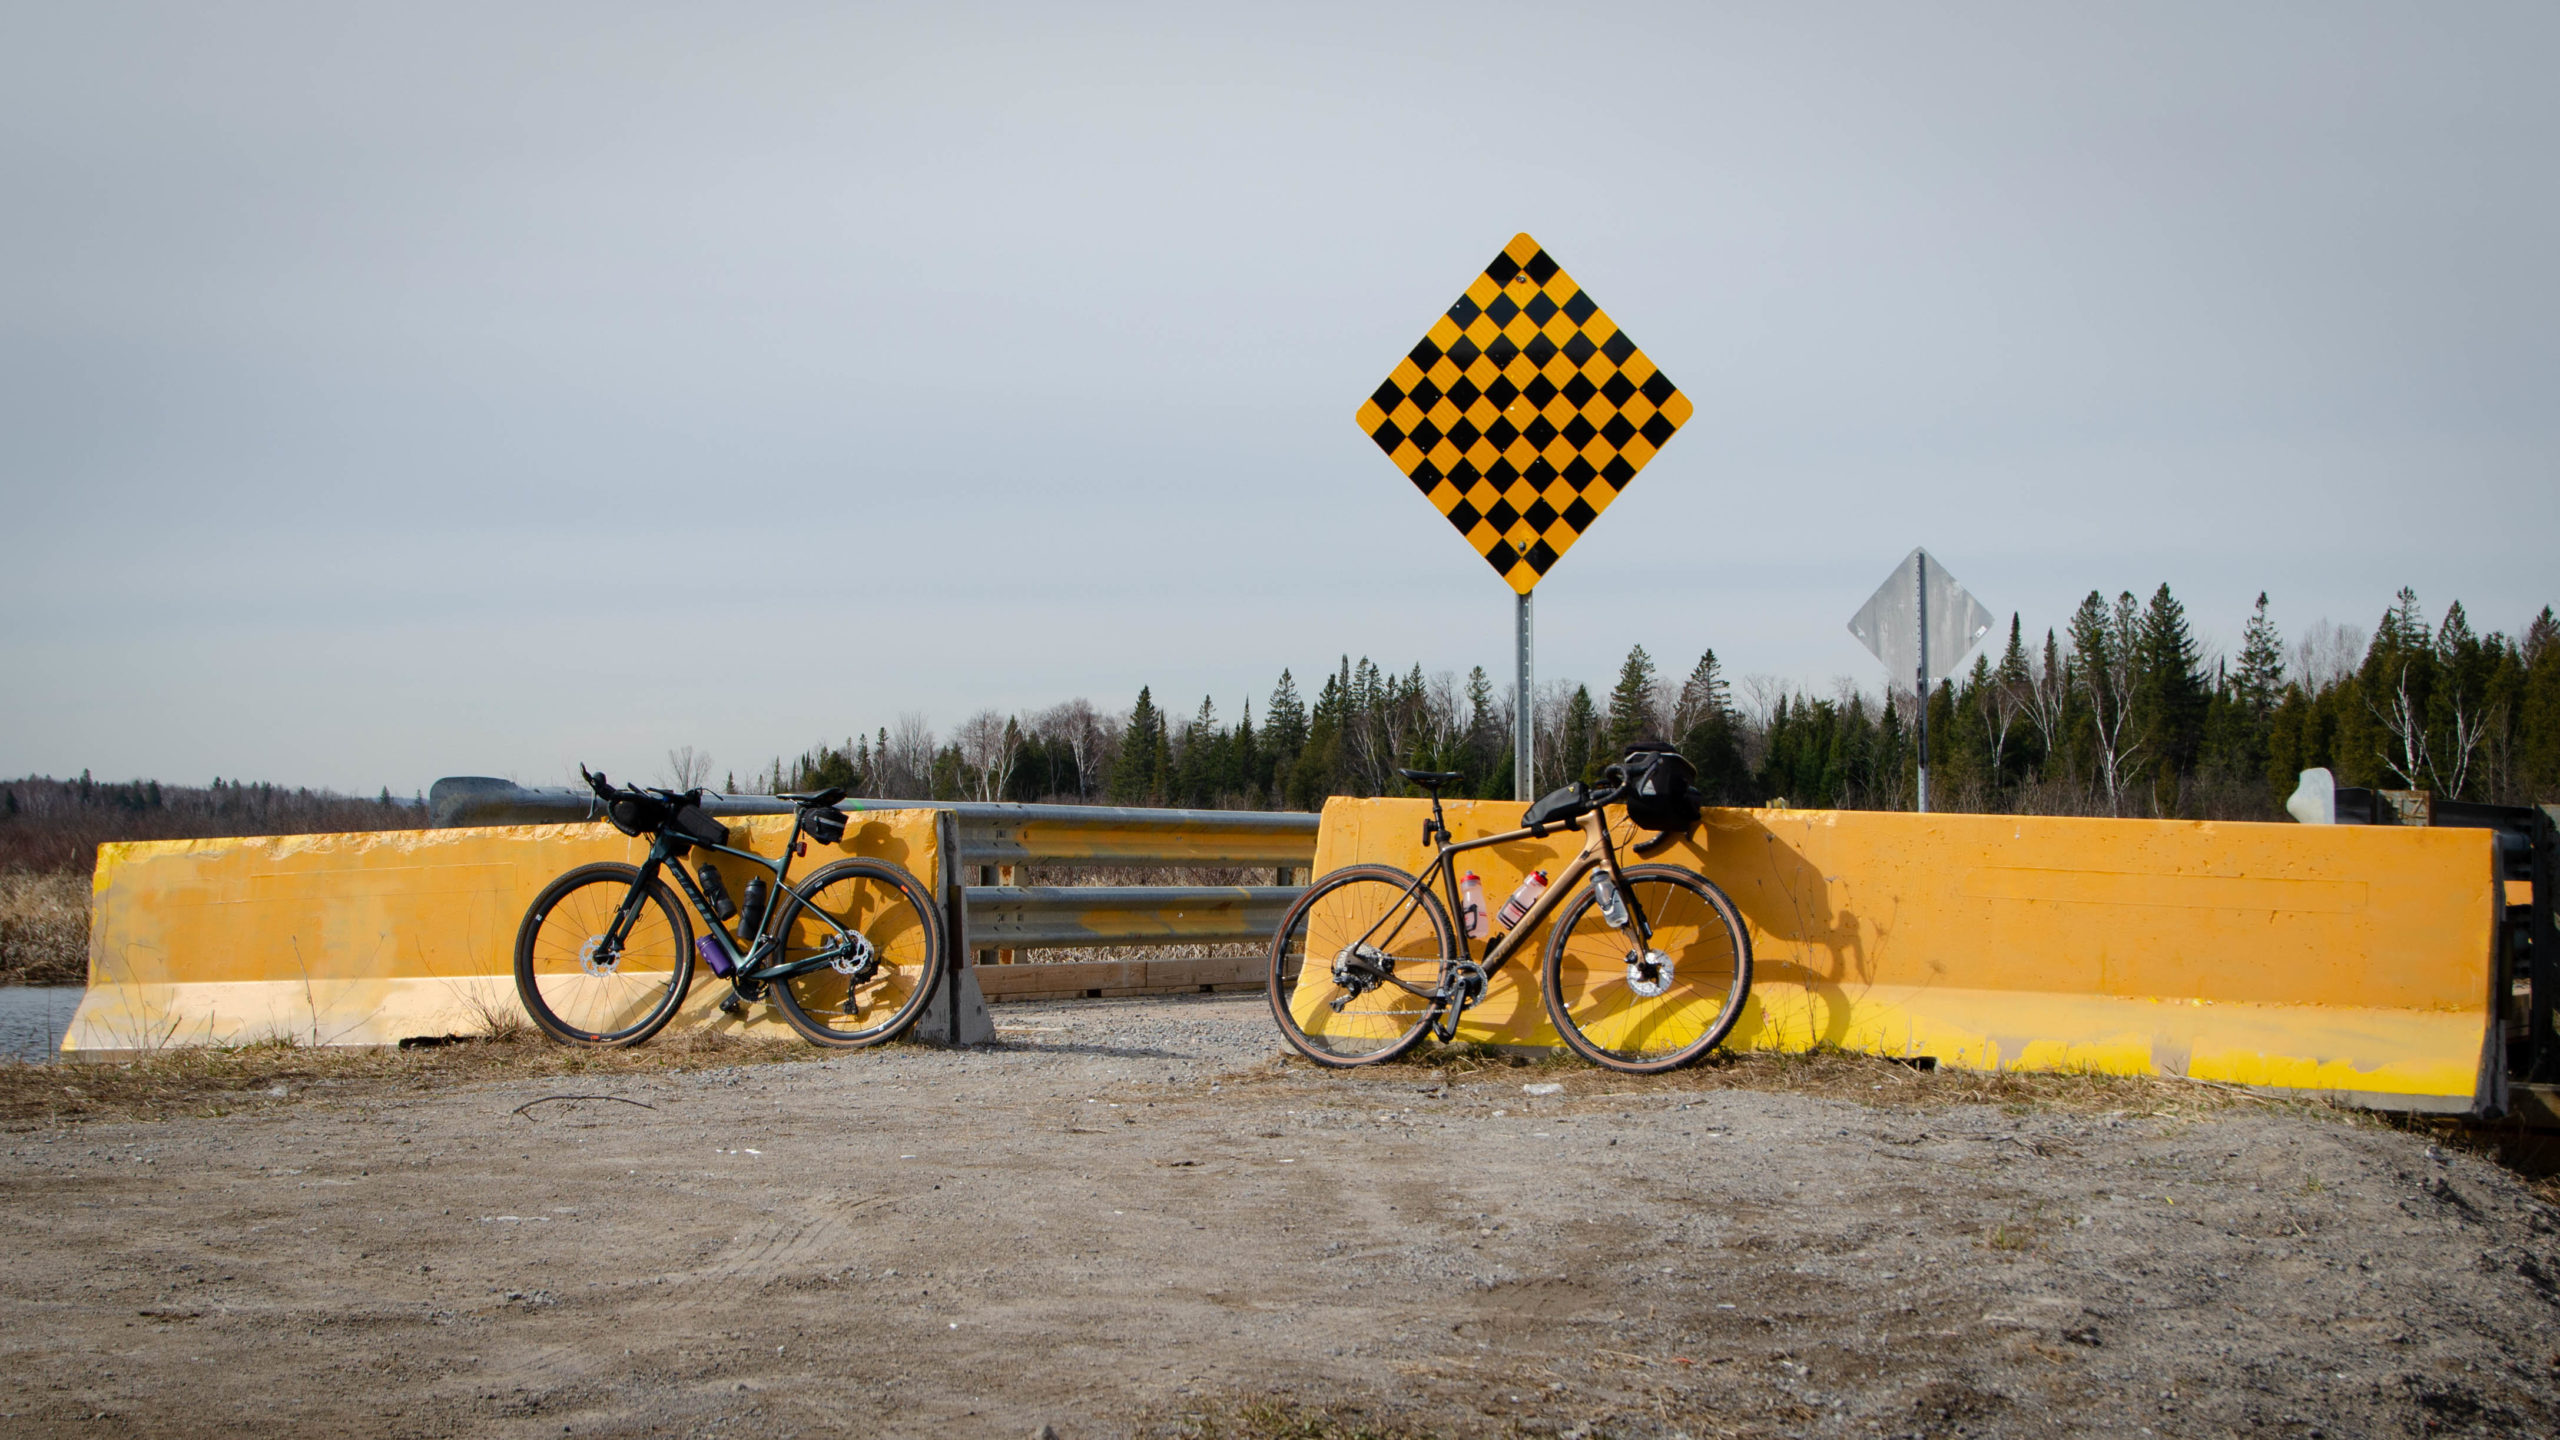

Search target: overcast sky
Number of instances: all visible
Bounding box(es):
[3,2,2554,794]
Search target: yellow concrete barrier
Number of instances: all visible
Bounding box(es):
[66,810,944,1056]
[1306,798,2505,1112]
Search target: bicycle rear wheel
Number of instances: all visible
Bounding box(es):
[1541,864,1751,1073]
[766,859,946,1048]
[1267,864,1455,1067]
[513,863,695,1046]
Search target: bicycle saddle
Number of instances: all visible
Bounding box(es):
[777,787,847,808]
[1397,768,1465,791]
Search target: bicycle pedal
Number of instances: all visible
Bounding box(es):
[717,993,746,1017]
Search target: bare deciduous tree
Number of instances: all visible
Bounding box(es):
[663,746,714,790]
[2291,620,2366,693]
[2069,592,2144,814]
[1032,699,1109,802]
[954,710,1020,802]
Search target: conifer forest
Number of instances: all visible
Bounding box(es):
[8,585,2558,876]
[770,586,2560,821]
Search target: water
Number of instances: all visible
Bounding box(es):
[0,986,83,1063]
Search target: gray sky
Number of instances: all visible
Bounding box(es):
[4,2,2554,794]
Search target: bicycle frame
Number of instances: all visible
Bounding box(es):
[604,808,864,989]
[1352,795,1655,1006]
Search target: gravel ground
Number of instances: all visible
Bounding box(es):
[3,992,2556,1438]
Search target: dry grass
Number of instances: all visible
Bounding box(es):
[0,870,87,986]
[0,1027,840,1127]
[1374,1038,2289,1118]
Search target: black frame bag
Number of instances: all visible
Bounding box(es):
[1619,742,1702,834]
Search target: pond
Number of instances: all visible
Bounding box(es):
[0,986,83,1063]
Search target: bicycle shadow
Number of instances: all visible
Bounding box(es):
[1694,811,1883,1054]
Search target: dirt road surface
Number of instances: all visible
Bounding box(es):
[5,994,2557,1438]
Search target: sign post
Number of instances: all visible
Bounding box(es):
[1356,233,1693,800]
[1514,591,1533,798]
[1847,547,1992,812]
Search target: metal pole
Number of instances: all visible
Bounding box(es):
[1515,590,1535,801]
[1915,553,1931,814]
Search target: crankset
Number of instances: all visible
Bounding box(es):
[1431,961,1490,1043]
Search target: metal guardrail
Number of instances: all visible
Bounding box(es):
[426,779,1318,870]
[962,886,1302,950]
[952,804,1315,869]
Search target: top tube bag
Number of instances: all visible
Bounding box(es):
[668,802,730,850]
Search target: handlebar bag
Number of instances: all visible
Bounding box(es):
[606,793,670,838]
[1619,743,1702,834]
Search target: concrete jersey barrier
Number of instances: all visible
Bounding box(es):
[1304,798,2505,1114]
[65,810,948,1056]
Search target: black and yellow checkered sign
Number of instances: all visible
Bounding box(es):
[1356,233,1692,595]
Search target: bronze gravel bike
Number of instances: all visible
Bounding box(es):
[1267,746,1752,1074]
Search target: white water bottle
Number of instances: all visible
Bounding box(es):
[1458,872,1488,939]
[1494,870,1549,931]
[1592,871,1629,928]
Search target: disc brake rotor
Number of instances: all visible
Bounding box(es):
[829,931,878,978]
[1624,948,1674,998]
[577,934,618,977]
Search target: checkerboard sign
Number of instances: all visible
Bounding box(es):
[1356,233,1692,594]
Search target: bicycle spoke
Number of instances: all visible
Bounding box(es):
[1268,866,1453,1066]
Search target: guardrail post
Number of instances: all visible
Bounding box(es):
[976,864,999,969]
[997,864,1017,964]
[2532,806,2558,1083]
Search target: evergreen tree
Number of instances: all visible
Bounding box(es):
[1560,685,1601,785]
[1671,651,1731,736]
[1265,670,1308,775]
[2235,593,2285,715]
[1673,651,1750,803]
[1463,666,1500,795]
[1111,687,1164,803]
[1601,645,1660,760]
[2133,583,2207,811]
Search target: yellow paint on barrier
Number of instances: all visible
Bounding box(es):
[68,810,942,1056]
[1306,798,2501,1110]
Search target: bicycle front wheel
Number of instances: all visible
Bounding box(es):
[1541,864,1752,1073]
[766,859,947,1048]
[514,863,696,1046]
[1267,864,1455,1067]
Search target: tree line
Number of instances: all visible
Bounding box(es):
[8,583,2551,878]
[758,585,2560,819]
[0,773,425,873]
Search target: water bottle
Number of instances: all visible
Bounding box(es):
[696,862,737,921]
[696,936,735,979]
[1458,872,1488,939]
[1494,870,1549,931]
[1592,871,1630,928]
[737,878,770,937]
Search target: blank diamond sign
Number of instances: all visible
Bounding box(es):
[1848,547,1992,693]
[1847,547,1992,813]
